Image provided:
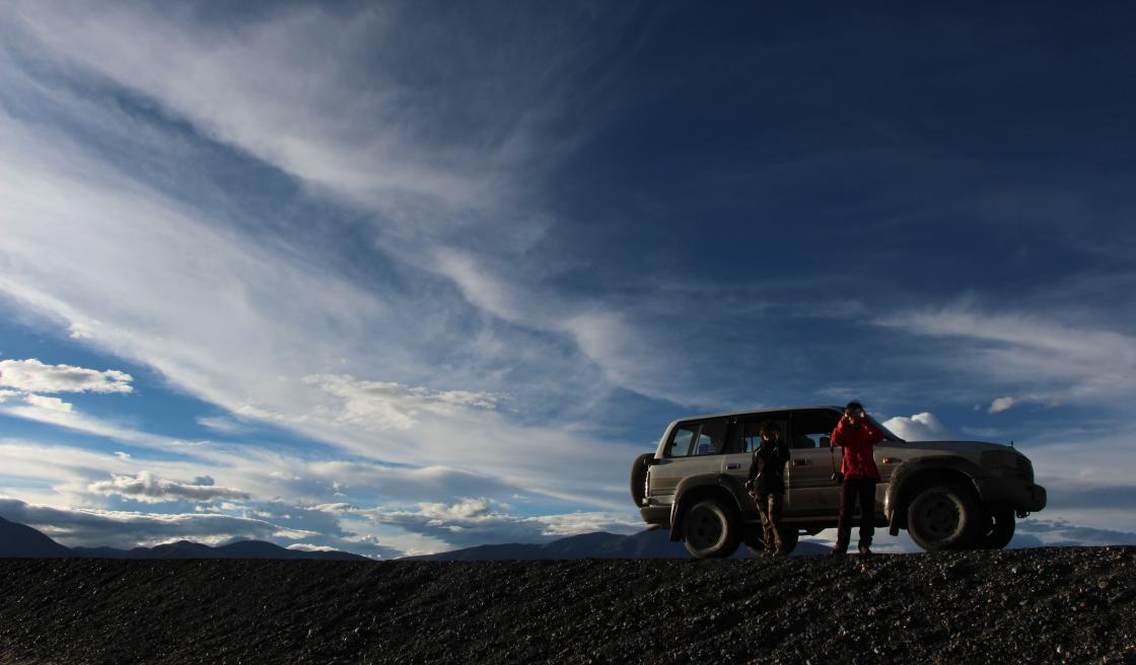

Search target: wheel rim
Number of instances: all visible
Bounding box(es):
[687,506,724,551]
[916,493,961,542]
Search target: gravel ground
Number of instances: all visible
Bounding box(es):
[0,547,1133,665]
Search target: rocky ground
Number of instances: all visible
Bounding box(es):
[0,547,1133,665]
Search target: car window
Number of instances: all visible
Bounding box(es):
[692,418,728,456]
[667,419,729,457]
[667,424,698,457]
[734,419,788,453]
[790,410,842,448]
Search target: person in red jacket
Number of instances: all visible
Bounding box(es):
[830,400,885,556]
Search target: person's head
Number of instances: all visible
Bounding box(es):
[844,401,865,422]
[759,422,780,442]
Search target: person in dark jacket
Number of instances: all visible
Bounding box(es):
[830,400,885,556]
[744,421,791,556]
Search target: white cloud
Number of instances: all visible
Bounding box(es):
[365,498,642,549]
[882,412,950,441]
[286,543,340,553]
[304,374,500,431]
[88,471,250,503]
[0,497,299,548]
[988,396,1016,413]
[0,358,132,394]
[22,393,73,413]
[877,305,1136,406]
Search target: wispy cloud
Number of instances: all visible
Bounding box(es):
[303,374,500,431]
[1,394,200,452]
[877,304,1136,406]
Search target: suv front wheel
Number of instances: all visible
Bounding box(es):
[906,482,981,551]
[976,504,1016,549]
[682,499,740,558]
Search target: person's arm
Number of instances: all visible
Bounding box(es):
[778,439,791,464]
[830,420,844,447]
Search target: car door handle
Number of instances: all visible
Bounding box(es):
[792,459,810,466]
[726,463,741,470]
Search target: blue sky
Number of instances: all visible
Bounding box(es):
[1,1,1134,556]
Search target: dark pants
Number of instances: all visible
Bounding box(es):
[835,478,876,552]
[755,492,785,554]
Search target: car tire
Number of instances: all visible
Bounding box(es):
[976,504,1016,549]
[629,454,653,506]
[682,499,740,559]
[906,482,982,552]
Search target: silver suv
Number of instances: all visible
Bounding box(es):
[630,406,1047,558]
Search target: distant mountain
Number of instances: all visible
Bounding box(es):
[0,517,366,560]
[2,516,833,562]
[0,516,72,558]
[71,539,368,561]
[410,527,832,560]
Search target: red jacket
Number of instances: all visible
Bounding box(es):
[831,419,884,481]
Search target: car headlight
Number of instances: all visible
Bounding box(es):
[982,449,1020,468]
[982,449,1033,481]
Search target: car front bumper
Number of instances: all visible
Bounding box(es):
[976,479,1047,513]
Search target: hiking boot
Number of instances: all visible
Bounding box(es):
[858,545,873,557]
[830,548,846,557]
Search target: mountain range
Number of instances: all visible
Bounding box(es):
[0,516,365,560]
[0,515,831,560]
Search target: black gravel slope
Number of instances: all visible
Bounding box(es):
[0,547,1133,665]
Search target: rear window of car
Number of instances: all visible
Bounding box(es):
[667,418,728,457]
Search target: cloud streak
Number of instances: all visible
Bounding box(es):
[877,304,1136,407]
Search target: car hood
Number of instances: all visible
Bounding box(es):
[888,440,1011,454]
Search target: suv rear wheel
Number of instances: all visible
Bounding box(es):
[682,499,740,558]
[906,482,981,551]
